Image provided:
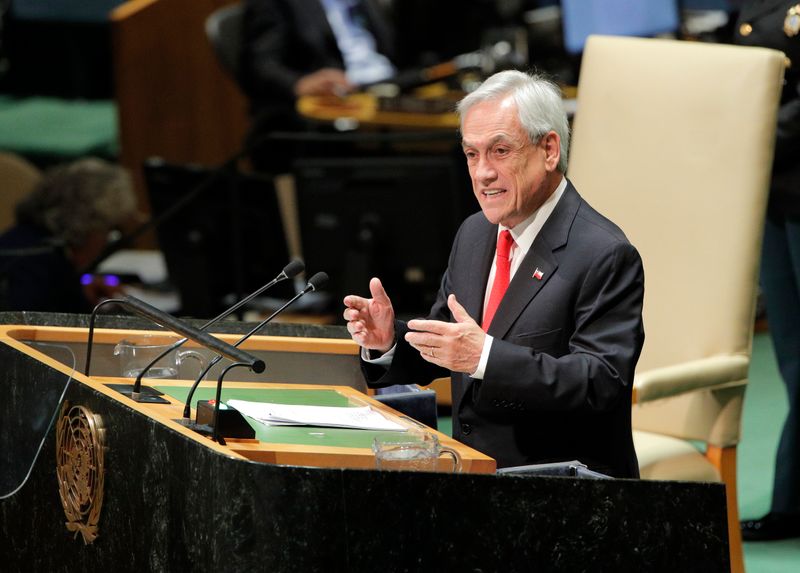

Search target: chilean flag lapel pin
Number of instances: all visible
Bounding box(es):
[532,268,544,280]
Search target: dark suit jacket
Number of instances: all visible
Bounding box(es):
[364,182,645,478]
[241,0,396,106]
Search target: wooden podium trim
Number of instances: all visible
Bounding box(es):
[0,325,494,473]
[3,325,360,355]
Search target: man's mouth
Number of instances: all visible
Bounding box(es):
[483,189,505,197]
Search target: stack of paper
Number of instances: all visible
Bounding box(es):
[227,400,406,432]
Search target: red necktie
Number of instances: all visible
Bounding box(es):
[482,230,514,331]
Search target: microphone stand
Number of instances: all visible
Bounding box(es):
[181,272,328,423]
[211,362,251,445]
[228,170,245,319]
[129,260,303,398]
[84,295,265,403]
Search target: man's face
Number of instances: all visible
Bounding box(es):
[461,97,561,229]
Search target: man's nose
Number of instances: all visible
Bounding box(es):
[474,156,497,183]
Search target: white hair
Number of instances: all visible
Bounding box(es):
[457,70,570,173]
[16,157,137,248]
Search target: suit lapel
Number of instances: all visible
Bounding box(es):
[463,222,496,324]
[363,0,396,60]
[302,0,339,54]
[487,183,581,339]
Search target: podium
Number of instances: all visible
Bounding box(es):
[1,312,731,571]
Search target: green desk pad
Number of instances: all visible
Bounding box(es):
[155,385,410,449]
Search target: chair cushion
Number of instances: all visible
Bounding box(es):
[633,430,720,482]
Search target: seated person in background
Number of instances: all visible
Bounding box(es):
[343,71,645,477]
[240,0,398,170]
[0,158,139,313]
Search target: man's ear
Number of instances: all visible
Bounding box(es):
[541,131,561,172]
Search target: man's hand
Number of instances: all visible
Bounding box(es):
[294,68,353,97]
[343,277,396,353]
[405,294,484,374]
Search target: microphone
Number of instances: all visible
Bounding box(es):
[84,295,265,403]
[361,41,524,94]
[129,259,304,390]
[184,272,329,432]
[380,54,482,92]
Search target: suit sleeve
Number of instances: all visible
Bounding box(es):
[241,0,303,102]
[475,240,645,415]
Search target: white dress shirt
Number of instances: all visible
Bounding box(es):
[320,0,395,85]
[472,176,567,378]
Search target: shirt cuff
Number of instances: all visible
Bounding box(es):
[471,335,493,379]
[361,344,396,367]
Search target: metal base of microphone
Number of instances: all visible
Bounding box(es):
[175,418,227,446]
[176,421,227,445]
[177,420,216,435]
[106,383,171,404]
[180,400,256,441]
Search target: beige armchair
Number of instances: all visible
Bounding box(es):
[568,35,786,573]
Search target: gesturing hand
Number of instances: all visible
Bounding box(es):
[405,294,485,374]
[343,277,396,353]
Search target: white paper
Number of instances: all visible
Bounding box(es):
[227,400,406,432]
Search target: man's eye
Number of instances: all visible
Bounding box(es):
[494,147,509,156]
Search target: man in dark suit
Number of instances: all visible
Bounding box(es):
[241,0,397,104]
[240,0,397,170]
[343,70,645,478]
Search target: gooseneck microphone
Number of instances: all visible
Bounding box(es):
[131,259,304,391]
[183,272,329,422]
[210,361,253,445]
[84,295,265,403]
[358,41,520,93]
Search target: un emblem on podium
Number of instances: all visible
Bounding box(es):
[56,403,106,544]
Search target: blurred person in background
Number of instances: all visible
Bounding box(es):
[734,0,800,541]
[0,157,139,313]
[240,0,399,171]
[240,0,512,171]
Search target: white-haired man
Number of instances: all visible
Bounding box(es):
[344,70,645,478]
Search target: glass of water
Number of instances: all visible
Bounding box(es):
[113,336,206,379]
[372,430,462,473]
